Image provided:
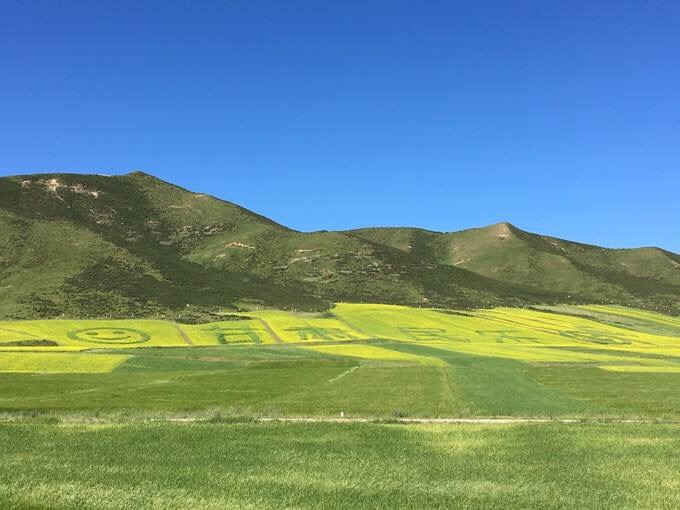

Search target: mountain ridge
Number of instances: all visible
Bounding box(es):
[348,221,674,253]
[1,171,678,319]
[5,170,675,251]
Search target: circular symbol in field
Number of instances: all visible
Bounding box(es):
[67,327,150,344]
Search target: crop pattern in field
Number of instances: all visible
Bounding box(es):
[1,304,680,374]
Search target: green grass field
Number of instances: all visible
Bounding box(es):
[2,422,680,509]
[1,303,680,418]
[3,304,680,508]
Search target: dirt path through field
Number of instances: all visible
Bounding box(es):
[174,325,194,345]
[255,318,283,344]
[158,417,675,425]
[1,415,676,425]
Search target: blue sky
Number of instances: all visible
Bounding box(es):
[1,1,678,251]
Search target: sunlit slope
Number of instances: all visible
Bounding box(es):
[349,223,680,313]
[0,208,162,319]
[188,225,544,311]
[1,172,563,319]
[0,172,330,318]
[5,171,679,320]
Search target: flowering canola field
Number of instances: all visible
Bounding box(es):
[1,304,679,372]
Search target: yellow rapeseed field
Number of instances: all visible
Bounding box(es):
[236,310,370,343]
[1,304,679,371]
[0,352,129,373]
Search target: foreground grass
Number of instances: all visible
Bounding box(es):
[1,422,679,509]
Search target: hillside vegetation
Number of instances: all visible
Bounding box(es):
[350,222,680,313]
[1,171,678,319]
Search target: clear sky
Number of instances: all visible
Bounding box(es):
[1,1,678,251]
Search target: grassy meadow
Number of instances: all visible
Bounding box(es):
[2,303,680,509]
[2,422,680,509]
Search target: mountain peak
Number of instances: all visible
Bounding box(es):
[125,170,162,180]
[488,221,515,234]
[479,221,521,238]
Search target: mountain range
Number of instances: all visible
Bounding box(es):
[1,171,678,320]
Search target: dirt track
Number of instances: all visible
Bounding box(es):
[174,325,194,345]
[1,415,674,425]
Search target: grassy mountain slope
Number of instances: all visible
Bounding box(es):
[1,171,677,319]
[122,174,567,309]
[0,172,564,319]
[188,226,563,309]
[0,172,325,319]
[350,222,680,313]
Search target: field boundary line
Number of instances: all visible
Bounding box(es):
[174,324,194,345]
[254,318,283,344]
[252,417,635,424]
[2,416,677,425]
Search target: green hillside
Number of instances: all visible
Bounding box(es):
[0,172,323,319]
[1,172,678,319]
[350,222,680,313]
